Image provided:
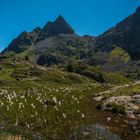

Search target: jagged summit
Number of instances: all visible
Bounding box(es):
[2,15,75,53]
[36,15,75,41]
[136,6,140,13]
[55,15,66,22]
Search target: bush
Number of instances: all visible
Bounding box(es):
[104,72,131,84]
[78,66,105,83]
[65,62,105,83]
[106,103,125,115]
[67,63,74,72]
[109,47,130,63]
[25,55,29,61]
[96,102,102,109]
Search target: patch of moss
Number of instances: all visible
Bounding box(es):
[109,47,130,63]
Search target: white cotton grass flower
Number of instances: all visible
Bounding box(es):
[30,114,34,118]
[20,95,25,99]
[27,124,30,128]
[0,101,4,106]
[52,97,57,103]
[44,119,47,123]
[107,117,111,122]
[81,113,85,118]
[7,106,9,111]
[77,109,80,113]
[31,103,36,109]
[62,113,66,119]
[55,106,59,111]
[35,111,38,116]
[19,102,24,109]
[72,95,74,99]
[15,118,18,126]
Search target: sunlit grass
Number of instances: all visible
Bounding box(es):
[0,59,110,139]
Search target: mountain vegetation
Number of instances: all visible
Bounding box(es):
[0,6,140,140]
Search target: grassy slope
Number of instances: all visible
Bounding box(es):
[104,72,131,84]
[0,57,110,139]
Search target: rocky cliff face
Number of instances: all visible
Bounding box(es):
[2,15,75,54]
[2,7,140,62]
[96,6,140,60]
[3,27,41,53]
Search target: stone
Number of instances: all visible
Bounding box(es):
[93,96,104,102]
[135,130,140,135]
[126,113,136,119]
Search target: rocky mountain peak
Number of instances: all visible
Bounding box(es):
[54,15,67,24]
[36,15,75,41]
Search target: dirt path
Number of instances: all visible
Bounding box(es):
[97,80,140,96]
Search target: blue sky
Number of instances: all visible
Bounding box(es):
[0,0,140,51]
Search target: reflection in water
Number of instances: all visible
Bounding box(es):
[0,133,47,140]
[1,124,121,140]
[69,124,122,140]
[0,135,44,140]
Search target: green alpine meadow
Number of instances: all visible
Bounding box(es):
[0,2,140,140]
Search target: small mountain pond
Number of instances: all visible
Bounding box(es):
[1,124,121,140]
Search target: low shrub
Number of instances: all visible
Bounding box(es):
[106,103,125,115]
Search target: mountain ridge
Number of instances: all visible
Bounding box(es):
[2,6,140,66]
[96,6,140,59]
[2,15,75,54]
